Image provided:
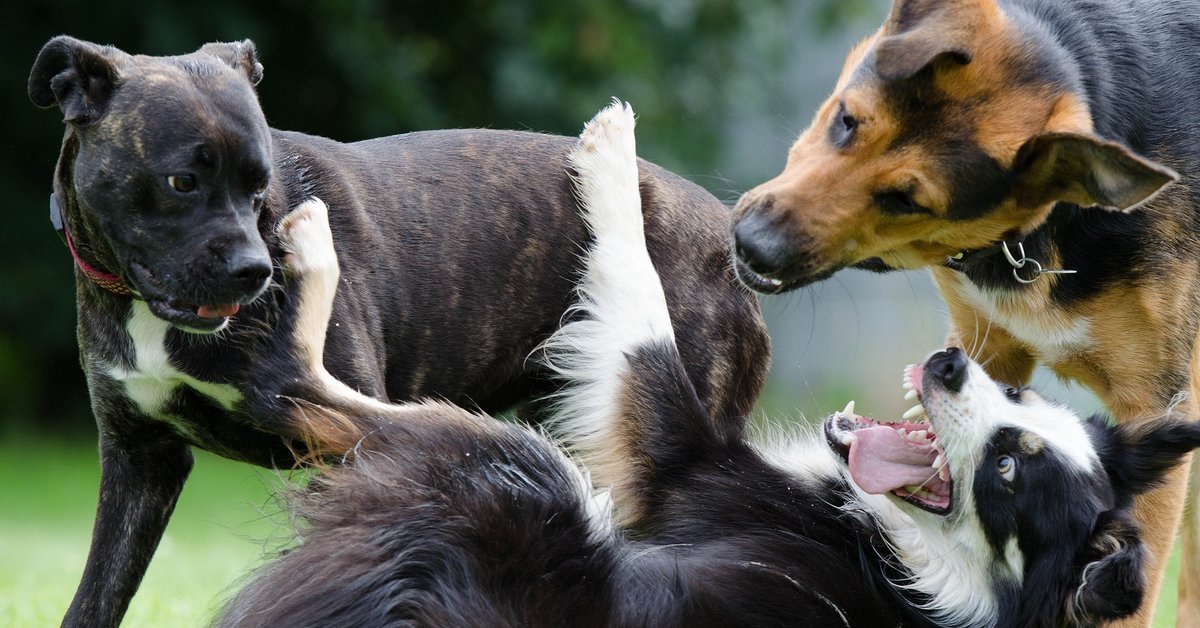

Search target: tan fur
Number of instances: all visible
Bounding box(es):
[739,0,1197,623]
[737,10,1080,278]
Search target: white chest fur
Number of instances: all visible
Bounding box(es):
[107,301,243,417]
[947,274,1093,363]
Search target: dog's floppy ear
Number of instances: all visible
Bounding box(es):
[29,35,126,125]
[1094,416,1200,499]
[873,0,984,81]
[1012,132,1178,212]
[1067,510,1146,622]
[199,40,264,86]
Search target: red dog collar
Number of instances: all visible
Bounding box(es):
[52,193,133,297]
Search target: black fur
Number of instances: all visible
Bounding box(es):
[29,37,770,627]
[952,0,1200,300]
[220,327,1200,627]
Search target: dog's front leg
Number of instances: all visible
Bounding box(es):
[937,284,1038,386]
[63,413,192,628]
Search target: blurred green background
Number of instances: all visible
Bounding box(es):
[0,0,1168,625]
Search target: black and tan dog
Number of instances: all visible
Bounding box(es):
[730,0,1199,624]
[28,37,768,627]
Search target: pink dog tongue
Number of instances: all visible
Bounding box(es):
[197,303,240,318]
[848,426,940,494]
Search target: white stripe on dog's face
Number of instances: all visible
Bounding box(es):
[844,352,1108,625]
[920,359,1099,494]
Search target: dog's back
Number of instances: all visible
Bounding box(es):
[267,128,762,419]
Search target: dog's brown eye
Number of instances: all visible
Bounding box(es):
[1002,386,1025,403]
[167,174,196,193]
[254,179,268,195]
[875,190,926,215]
[830,102,858,147]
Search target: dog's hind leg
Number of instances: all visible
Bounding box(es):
[541,101,722,527]
[241,198,437,455]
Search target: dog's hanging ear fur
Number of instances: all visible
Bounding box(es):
[199,40,264,86]
[1094,416,1200,500]
[873,0,988,81]
[1066,510,1147,623]
[1011,132,1178,212]
[29,35,127,125]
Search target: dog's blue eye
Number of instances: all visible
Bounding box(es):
[167,174,196,193]
[997,455,1016,482]
[875,190,926,215]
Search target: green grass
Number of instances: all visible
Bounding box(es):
[0,434,1183,626]
[0,435,291,626]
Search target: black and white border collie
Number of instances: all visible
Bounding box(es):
[218,102,1200,627]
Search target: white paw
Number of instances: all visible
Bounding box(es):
[573,98,637,169]
[569,99,642,242]
[277,198,339,283]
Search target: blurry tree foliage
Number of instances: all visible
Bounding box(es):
[3,0,861,431]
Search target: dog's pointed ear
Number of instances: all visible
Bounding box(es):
[873,0,985,81]
[29,35,126,125]
[1012,132,1178,212]
[199,40,264,86]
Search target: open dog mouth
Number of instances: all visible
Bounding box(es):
[130,260,246,333]
[824,365,953,515]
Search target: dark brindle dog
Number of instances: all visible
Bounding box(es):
[28,37,768,627]
[730,0,1199,623]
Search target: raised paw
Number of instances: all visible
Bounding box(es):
[568,99,643,243]
[276,198,339,287]
[574,99,637,167]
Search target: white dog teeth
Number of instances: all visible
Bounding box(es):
[766,277,783,287]
[902,404,926,420]
[907,430,927,443]
[904,389,918,401]
[842,400,856,416]
[933,453,945,470]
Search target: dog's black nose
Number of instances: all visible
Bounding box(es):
[927,347,968,393]
[733,210,792,277]
[227,253,272,294]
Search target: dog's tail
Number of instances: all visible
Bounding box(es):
[539,100,726,528]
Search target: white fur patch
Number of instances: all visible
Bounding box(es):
[950,275,1093,362]
[755,424,844,489]
[541,101,674,490]
[107,301,243,427]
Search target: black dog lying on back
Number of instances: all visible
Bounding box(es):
[219,103,1200,627]
[28,38,768,627]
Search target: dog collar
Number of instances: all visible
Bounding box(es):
[52,193,134,296]
[944,239,1076,284]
